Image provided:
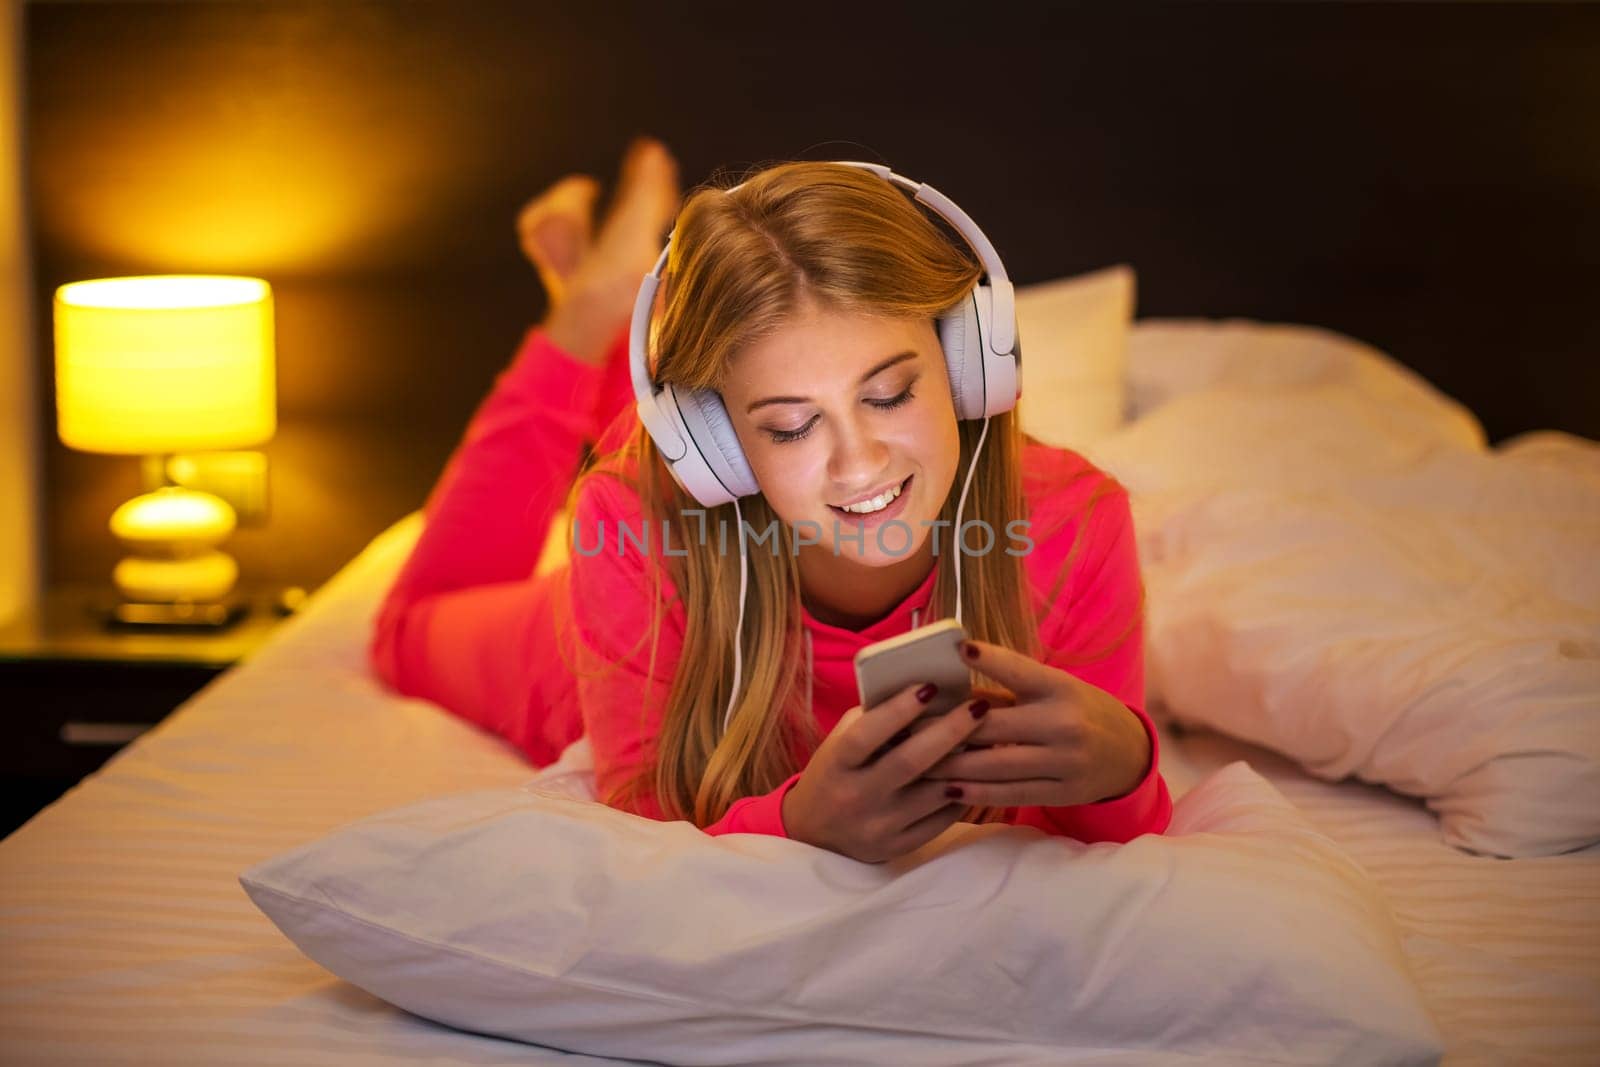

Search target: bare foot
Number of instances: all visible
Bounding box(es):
[575,136,682,321]
[516,174,601,309]
[536,137,682,365]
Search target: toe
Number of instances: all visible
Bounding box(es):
[517,174,600,233]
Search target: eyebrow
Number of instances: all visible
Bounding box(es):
[745,351,919,414]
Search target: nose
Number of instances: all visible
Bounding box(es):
[826,412,892,493]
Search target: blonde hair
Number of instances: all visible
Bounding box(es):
[560,161,1115,830]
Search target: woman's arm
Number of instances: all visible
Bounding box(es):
[1008,476,1173,843]
[566,470,806,836]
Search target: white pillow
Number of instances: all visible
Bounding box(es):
[240,754,1441,1066]
[1014,264,1135,453]
[1124,317,1485,448]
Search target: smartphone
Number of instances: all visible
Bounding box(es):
[854,618,973,754]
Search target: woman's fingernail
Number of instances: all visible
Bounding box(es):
[945,785,964,799]
[962,642,979,660]
[969,699,990,719]
[915,682,938,703]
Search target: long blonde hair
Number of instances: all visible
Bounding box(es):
[560,161,1105,830]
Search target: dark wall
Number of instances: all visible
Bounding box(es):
[26,1,1600,590]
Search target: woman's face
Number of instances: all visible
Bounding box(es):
[720,298,961,568]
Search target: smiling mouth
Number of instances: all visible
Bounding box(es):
[830,475,912,516]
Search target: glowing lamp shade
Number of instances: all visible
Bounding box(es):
[55,275,275,454]
[53,275,277,621]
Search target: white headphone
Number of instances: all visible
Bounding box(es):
[626,160,1023,734]
[630,161,1021,506]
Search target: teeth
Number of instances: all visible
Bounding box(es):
[839,480,903,514]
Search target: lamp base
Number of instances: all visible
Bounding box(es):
[113,548,239,604]
[103,598,249,631]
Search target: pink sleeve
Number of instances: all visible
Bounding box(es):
[367,327,615,765]
[1008,481,1173,843]
[566,473,805,838]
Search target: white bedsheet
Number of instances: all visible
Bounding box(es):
[1,516,607,1065]
[2,513,1595,1065]
[1158,725,1600,1066]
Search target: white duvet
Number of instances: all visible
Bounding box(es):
[1092,321,1600,858]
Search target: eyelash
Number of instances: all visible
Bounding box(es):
[766,386,917,444]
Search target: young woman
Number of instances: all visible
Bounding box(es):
[371,138,1171,865]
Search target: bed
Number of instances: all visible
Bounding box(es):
[2,316,1596,1066]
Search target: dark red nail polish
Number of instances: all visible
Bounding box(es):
[945,785,964,799]
[915,682,938,703]
[969,699,990,719]
[962,641,979,660]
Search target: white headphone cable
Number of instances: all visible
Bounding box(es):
[951,415,992,629]
[723,498,749,737]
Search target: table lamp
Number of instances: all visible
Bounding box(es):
[53,275,276,629]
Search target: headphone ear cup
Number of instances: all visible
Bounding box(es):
[938,288,986,420]
[678,386,761,501]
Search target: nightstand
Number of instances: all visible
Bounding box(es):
[0,585,294,838]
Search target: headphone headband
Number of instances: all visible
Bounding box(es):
[631,164,1014,405]
[842,162,1015,356]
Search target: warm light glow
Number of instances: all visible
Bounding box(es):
[57,275,268,310]
[110,486,236,552]
[54,275,276,454]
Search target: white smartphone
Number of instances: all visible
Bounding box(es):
[854,618,973,736]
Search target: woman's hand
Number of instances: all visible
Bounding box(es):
[914,639,1153,808]
[781,681,992,864]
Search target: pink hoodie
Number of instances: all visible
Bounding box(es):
[371,325,1171,843]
